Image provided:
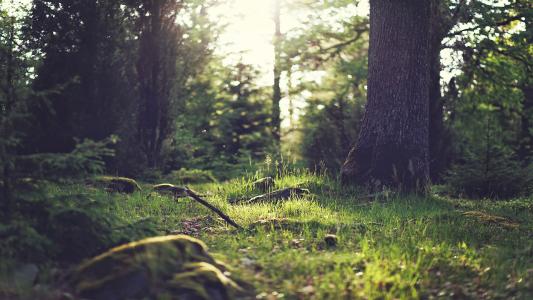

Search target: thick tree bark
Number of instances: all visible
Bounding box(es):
[341,0,430,193]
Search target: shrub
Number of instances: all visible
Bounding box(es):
[446,147,533,199]
[0,221,53,264]
[48,208,112,263]
[0,184,158,264]
[13,137,116,181]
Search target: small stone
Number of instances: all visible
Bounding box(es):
[12,264,39,287]
[240,257,256,267]
[299,285,315,295]
[324,234,338,247]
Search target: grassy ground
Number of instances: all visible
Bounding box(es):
[3,171,533,299]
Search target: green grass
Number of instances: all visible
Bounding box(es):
[3,171,533,299]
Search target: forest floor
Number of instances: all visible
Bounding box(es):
[2,171,533,299]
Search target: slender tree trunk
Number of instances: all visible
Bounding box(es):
[519,85,533,163]
[428,2,446,182]
[2,16,16,216]
[272,0,282,148]
[428,0,454,182]
[137,0,172,169]
[341,0,430,193]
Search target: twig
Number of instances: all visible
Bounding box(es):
[185,187,242,230]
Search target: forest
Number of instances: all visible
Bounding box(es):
[0,0,532,299]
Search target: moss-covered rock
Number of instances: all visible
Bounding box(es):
[67,235,238,300]
[92,176,141,194]
[152,183,188,198]
[324,234,338,247]
[164,262,239,300]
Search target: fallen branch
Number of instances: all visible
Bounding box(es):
[185,187,242,230]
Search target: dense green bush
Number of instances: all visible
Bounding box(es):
[446,147,533,199]
[0,184,158,265]
[0,221,52,264]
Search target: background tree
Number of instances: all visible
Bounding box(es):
[25,0,137,154]
[282,0,369,172]
[135,0,183,169]
[0,3,32,214]
[272,0,282,150]
[168,60,273,179]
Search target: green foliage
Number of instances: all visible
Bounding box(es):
[20,0,218,175]
[437,0,533,193]
[298,59,367,174]
[166,61,274,179]
[1,169,533,299]
[445,146,532,199]
[281,1,368,174]
[166,168,217,184]
[0,220,53,263]
[48,207,112,263]
[14,136,116,180]
[0,184,158,265]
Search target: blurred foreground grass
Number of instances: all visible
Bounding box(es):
[1,170,532,299]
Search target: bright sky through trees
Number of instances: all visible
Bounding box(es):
[211,0,370,127]
[212,0,370,85]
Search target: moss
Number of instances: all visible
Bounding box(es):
[92,176,141,194]
[462,210,519,229]
[164,262,240,300]
[68,235,238,300]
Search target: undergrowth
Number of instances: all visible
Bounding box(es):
[1,169,532,299]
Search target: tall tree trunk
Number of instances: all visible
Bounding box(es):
[272,0,282,148]
[341,0,430,193]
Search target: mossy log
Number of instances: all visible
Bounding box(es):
[92,176,141,194]
[462,211,519,229]
[153,183,188,198]
[67,235,239,300]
